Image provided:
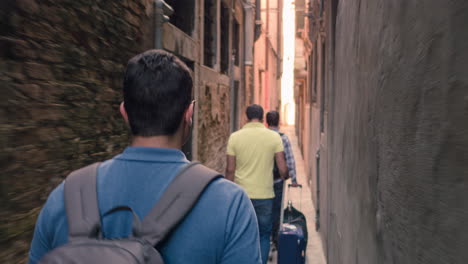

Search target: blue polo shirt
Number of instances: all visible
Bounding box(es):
[29,147,261,264]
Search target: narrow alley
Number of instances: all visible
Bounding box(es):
[268,126,327,264]
[1,0,468,263]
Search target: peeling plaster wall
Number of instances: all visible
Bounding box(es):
[326,0,468,263]
[197,67,231,172]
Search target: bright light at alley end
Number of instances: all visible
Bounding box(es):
[281,0,296,125]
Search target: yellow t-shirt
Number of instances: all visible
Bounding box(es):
[227,122,284,199]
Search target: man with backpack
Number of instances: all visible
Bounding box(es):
[28,50,262,264]
[266,110,298,250]
[225,104,288,264]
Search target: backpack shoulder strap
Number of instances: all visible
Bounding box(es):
[140,161,222,246]
[64,162,102,241]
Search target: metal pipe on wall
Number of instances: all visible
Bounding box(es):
[154,0,173,49]
[243,0,254,65]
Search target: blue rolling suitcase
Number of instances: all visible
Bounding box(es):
[277,184,307,264]
[278,224,306,263]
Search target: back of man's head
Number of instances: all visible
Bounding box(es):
[266,111,280,127]
[123,50,192,137]
[246,104,264,121]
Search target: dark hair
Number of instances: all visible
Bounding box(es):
[246,104,264,121]
[123,50,192,136]
[266,111,280,126]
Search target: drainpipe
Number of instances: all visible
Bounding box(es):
[315,149,321,231]
[264,0,269,109]
[154,0,173,49]
[243,0,255,105]
[277,0,283,81]
[243,0,254,65]
[229,2,236,133]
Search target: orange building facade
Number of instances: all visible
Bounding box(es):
[253,0,284,114]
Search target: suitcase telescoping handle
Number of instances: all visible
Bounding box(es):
[279,182,286,230]
[287,183,303,211]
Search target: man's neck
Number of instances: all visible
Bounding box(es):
[268,126,279,130]
[249,119,262,123]
[131,135,182,150]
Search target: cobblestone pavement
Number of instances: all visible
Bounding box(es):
[268,126,327,264]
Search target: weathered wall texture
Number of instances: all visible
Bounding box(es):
[197,67,231,172]
[0,0,153,262]
[327,0,468,263]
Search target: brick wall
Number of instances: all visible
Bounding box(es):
[0,0,153,262]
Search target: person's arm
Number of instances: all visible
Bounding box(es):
[226,155,236,182]
[274,151,288,180]
[29,209,51,264]
[226,135,237,182]
[221,188,262,264]
[273,133,287,180]
[282,135,298,184]
[28,183,65,264]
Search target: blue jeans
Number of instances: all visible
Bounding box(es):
[251,198,273,264]
[272,181,284,246]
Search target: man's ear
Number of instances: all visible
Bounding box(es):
[120,102,129,124]
[184,101,194,125]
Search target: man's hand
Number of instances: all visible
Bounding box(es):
[274,151,288,180]
[289,182,300,187]
[290,176,299,187]
[226,155,236,182]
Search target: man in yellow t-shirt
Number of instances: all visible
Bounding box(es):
[226,104,288,264]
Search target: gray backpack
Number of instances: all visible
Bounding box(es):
[39,162,222,264]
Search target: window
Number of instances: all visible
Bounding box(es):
[166,0,195,35]
[232,19,240,66]
[220,4,230,74]
[308,51,318,103]
[309,53,316,102]
[204,0,217,68]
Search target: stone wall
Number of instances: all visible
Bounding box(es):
[326,0,468,263]
[197,67,231,172]
[0,0,153,262]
